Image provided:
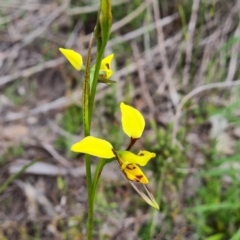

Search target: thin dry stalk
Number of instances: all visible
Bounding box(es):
[182,0,200,88]
[152,0,179,108]
[131,41,155,116]
[226,23,240,82]
[111,0,151,32]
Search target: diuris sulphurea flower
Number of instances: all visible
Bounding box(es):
[71,102,159,209]
[59,48,115,83]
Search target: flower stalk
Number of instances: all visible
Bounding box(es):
[84,1,112,239]
[82,34,93,240]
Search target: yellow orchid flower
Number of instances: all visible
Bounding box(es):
[71,102,158,209]
[99,54,114,79]
[59,48,114,79]
[59,48,83,71]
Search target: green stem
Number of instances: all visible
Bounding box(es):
[92,159,105,202]
[86,42,106,239]
[89,41,105,122]
[86,42,104,240]
[85,154,93,240]
[84,1,111,234]
[84,41,105,240]
[82,35,93,240]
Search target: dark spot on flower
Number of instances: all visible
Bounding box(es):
[134,178,140,182]
[136,175,143,179]
[126,164,135,170]
[139,153,144,156]
[106,63,110,69]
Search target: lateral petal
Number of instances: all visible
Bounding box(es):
[71,136,115,159]
[120,102,145,139]
[59,48,83,71]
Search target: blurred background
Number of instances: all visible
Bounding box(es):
[1,0,240,239]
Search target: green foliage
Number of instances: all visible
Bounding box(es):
[138,221,151,240]
[61,104,83,133]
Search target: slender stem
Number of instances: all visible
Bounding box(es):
[89,41,105,122]
[92,159,105,202]
[87,45,107,235]
[85,154,93,240]
[84,2,111,236]
[85,155,94,240]
[83,40,106,239]
[126,138,138,151]
[83,35,94,239]
[85,41,106,240]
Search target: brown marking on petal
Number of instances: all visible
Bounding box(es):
[139,153,144,156]
[135,175,143,179]
[126,164,135,170]
[106,63,110,69]
[134,178,140,182]
[132,166,136,169]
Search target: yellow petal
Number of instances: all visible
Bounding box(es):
[71,136,115,158]
[59,48,83,71]
[117,150,156,170]
[122,164,149,184]
[100,54,114,79]
[120,102,145,139]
